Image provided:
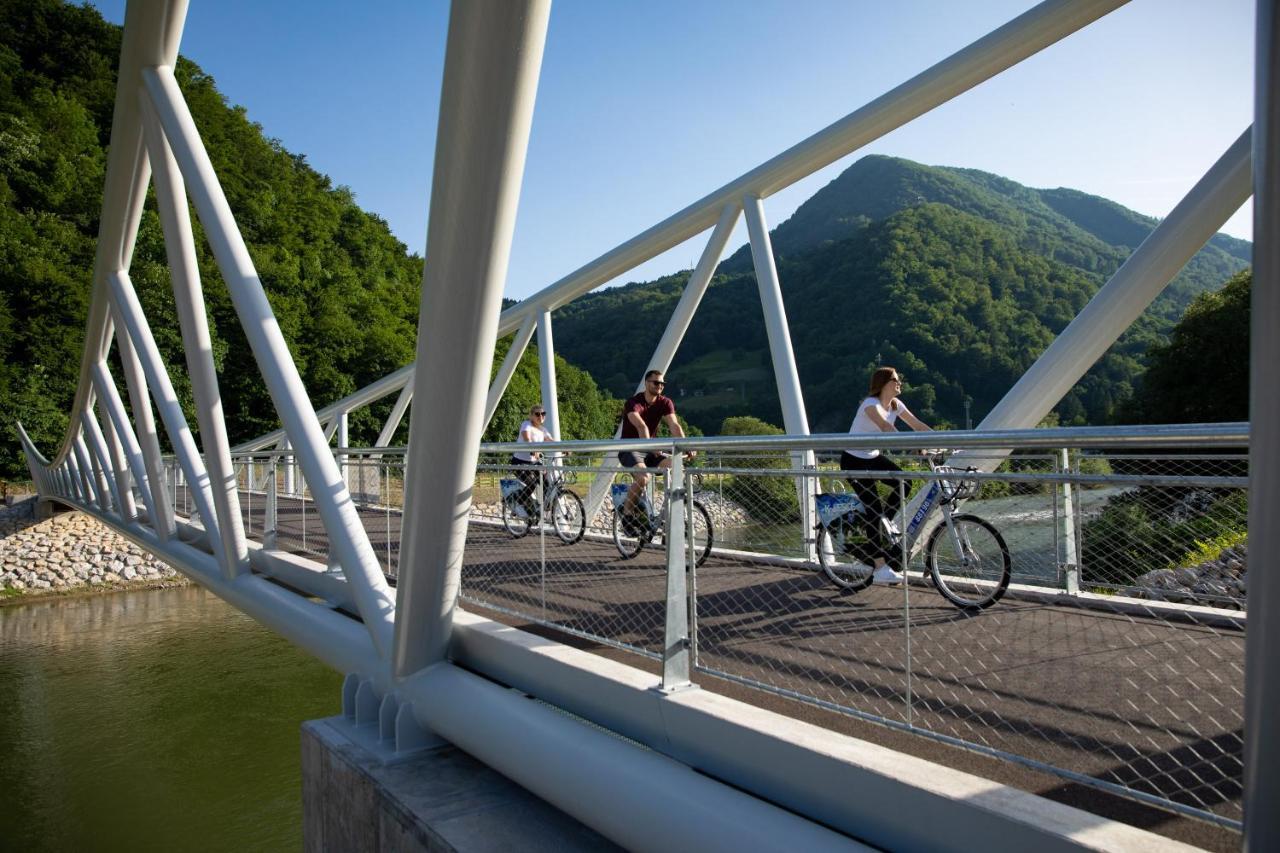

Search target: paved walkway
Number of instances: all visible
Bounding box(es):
[199,488,1243,848]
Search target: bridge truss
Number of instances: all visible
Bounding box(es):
[18,0,1279,848]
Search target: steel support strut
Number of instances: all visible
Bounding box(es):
[537,310,560,440]
[393,0,551,677]
[141,65,397,658]
[1245,2,1279,849]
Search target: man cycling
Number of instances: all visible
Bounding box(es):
[617,369,693,529]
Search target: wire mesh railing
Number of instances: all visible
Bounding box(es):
[161,427,1247,831]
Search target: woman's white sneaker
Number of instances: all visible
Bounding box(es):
[872,565,904,586]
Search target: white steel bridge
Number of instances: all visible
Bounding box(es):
[18,0,1280,849]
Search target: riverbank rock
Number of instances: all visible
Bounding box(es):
[1130,544,1247,609]
[1,500,184,601]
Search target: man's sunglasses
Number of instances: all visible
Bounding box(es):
[648,379,666,388]
[532,411,546,416]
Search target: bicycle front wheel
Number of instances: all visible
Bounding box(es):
[501,496,530,538]
[680,501,714,567]
[612,506,648,560]
[925,513,1011,610]
[815,518,875,593]
[552,491,586,544]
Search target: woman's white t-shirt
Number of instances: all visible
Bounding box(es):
[846,396,910,459]
[513,419,549,462]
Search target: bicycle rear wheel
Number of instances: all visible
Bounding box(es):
[552,491,586,544]
[925,513,1011,610]
[815,516,875,592]
[501,495,531,538]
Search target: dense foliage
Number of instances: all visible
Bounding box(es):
[717,416,798,521]
[0,0,616,479]
[1115,269,1250,424]
[552,155,1250,435]
[1082,272,1251,585]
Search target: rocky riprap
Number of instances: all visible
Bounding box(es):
[1,499,182,597]
[1129,544,1247,609]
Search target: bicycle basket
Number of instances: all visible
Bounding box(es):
[936,466,980,501]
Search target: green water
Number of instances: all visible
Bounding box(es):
[0,586,341,852]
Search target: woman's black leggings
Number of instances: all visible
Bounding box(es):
[509,456,540,512]
[839,452,906,522]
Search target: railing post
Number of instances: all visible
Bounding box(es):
[1060,448,1080,594]
[662,452,692,691]
[1246,1,1279,846]
[687,460,699,670]
[538,455,547,621]
[264,455,278,549]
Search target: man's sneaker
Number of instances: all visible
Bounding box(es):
[872,565,905,586]
[880,517,901,538]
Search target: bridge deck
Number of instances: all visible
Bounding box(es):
[208,489,1242,845]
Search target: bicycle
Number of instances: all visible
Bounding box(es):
[814,451,1011,610]
[499,464,586,544]
[609,467,713,567]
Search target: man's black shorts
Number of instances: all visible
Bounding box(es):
[618,450,667,469]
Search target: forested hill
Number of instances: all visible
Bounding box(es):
[551,155,1250,434]
[0,0,618,479]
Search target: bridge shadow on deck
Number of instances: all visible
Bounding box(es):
[215,487,1244,834]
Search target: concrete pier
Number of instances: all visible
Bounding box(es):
[302,717,618,852]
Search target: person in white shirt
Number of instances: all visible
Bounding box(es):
[510,404,557,515]
[842,367,932,585]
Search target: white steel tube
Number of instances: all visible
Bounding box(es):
[227,0,1124,459]
[483,314,537,427]
[81,410,124,516]
[72,435,99,509]
[139,93,249,577]
[107,270,228,569]
[109,297,175,539]
[401,663,859,853]
[1245,2,1279,848]
[97,390,136,520]
[93,363,159,529]
[47,0,188,473]
[978,128,1252,437]
[583,203,742,522]
[490,0,1127,336]
[392,0,551,677]
[536,310,560,440]
[743,194,817,544]
[141,66,396,657]
[743,195,810,437]
[337,411,349,486]
[235,364,415,453]
[376,382,414,448]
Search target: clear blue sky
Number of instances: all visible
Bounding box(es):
[90,0,1255,302]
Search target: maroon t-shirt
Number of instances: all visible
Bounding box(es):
[620,392,675,439]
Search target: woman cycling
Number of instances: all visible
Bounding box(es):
[842,366,931,585]
[510,404,556,516]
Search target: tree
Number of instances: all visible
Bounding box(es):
[1117,269,1250,424]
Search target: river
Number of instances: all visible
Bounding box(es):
[0,586,340,851]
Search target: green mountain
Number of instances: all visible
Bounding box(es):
[0,0,618,479]
[552,155,1249,433]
